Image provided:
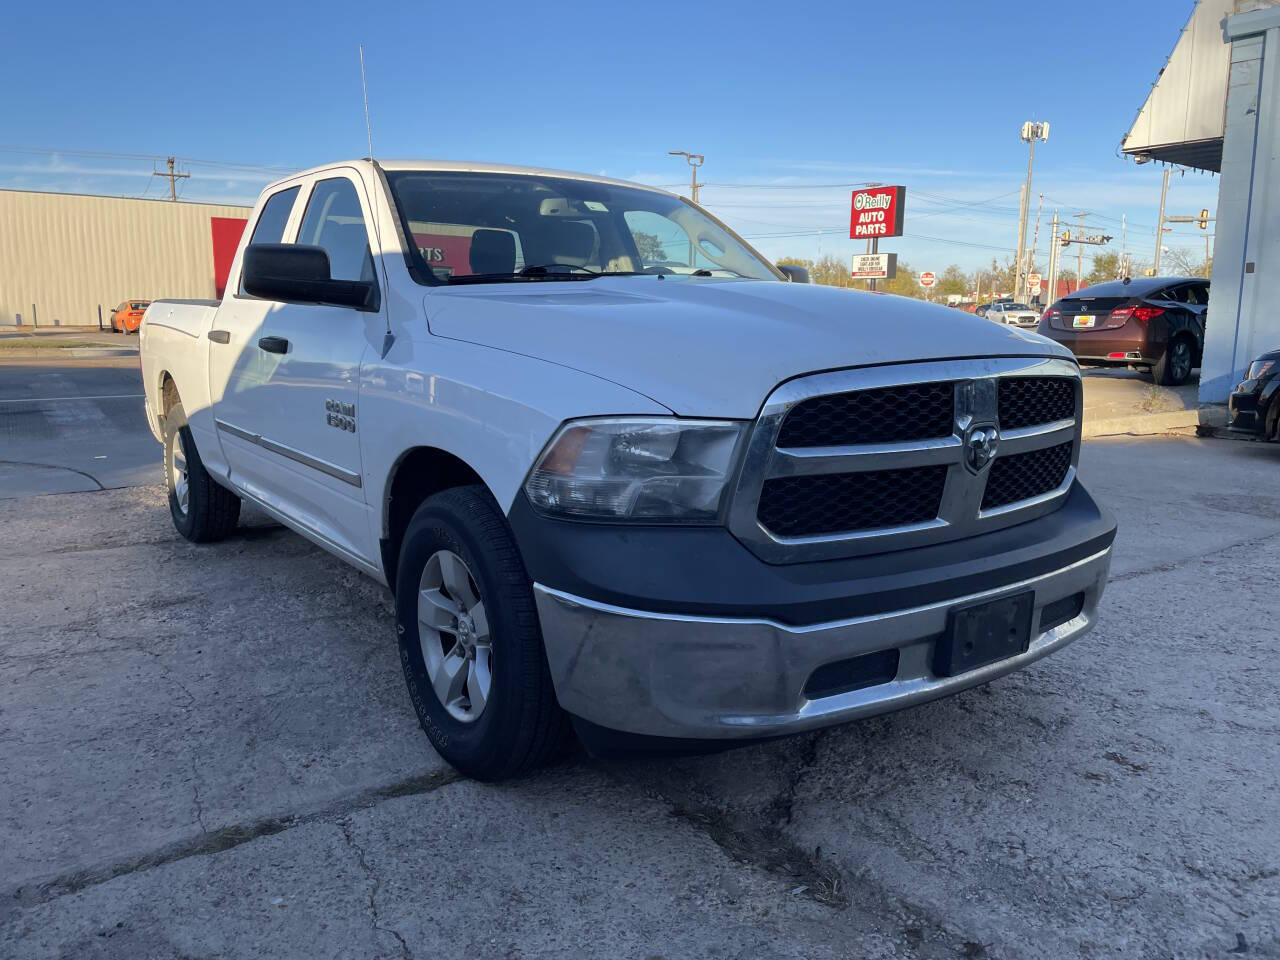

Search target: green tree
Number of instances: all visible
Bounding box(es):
[935,264,970,299]
[1084,251,1121,287]
[633,231,667,263]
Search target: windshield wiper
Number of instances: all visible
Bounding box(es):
[519,263,600,277]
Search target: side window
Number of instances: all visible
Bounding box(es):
[296,178,375,283]
[239,186,299,295]
[250,186,300,245]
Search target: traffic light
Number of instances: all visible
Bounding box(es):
[1198,208,1210,230]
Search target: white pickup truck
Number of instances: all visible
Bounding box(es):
[140,160,1116,780]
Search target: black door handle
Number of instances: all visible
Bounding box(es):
[208,329,230,344]
[258,336,290,354]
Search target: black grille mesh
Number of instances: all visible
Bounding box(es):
[777,382,955,447]
[998,377,1075,430]
[758,466,947,537]
[982,442,1073,510]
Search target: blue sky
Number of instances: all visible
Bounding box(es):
[2,0,1220,275]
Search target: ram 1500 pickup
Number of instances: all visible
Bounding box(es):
[140,160,1117,780]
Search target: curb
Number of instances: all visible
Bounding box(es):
[1082,409,1200,438]
[0,348,138,361]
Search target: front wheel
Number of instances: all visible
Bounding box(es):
[394,485,567,781]
[163,402,241,542]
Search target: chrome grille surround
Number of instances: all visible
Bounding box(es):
[728,357,1082,563]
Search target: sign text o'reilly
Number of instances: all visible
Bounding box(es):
[850,186,906,239]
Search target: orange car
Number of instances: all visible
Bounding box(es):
[110,299,150,334]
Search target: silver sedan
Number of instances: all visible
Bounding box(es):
[987,302,1041,328]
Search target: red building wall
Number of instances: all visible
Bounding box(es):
[210,217,249,299]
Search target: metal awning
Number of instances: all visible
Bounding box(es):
[1121,0,1234,173]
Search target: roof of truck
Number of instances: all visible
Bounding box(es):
[266,159,674,196]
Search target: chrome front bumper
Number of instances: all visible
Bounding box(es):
[534,546,1112,739]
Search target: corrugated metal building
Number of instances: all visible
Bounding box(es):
[0,189,250,327]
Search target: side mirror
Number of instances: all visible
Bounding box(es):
[241,244,377,311]
[777,264,811,284]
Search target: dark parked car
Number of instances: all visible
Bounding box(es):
[1037,277,1208,385]
[1228,348,1280,440]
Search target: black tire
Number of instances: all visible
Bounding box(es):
[163,402,241,542]
[394,485,568,781]
[1153,335,1194,386]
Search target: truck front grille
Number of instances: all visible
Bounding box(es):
[777,382,955,447]
[758,466,947,537]
[997,377,1075,430]
[729,359,1083,563]
[981,441,1073,510]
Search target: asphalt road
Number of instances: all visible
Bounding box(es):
[2,433,1278,958]
[0,358,157,497]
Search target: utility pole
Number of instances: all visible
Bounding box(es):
[1153,166,1170,274]
[1076,212,1086,291]
[1015,121,1050,301]
[1121,215,1127,278]
[1027,192,1044,293]
[669,149,704,266]
[152,156,190,201]
[1047,211,1060,304]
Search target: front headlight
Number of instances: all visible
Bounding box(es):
[1247,359,1275,380]
[524,418,747,522]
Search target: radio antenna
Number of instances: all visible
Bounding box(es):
[358,44,394,358]
[359,44,375,160]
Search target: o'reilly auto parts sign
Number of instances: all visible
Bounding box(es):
[849,186,906,239]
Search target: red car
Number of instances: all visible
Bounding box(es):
[110,300,151,334]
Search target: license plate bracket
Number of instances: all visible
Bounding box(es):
[934,592,1034,678]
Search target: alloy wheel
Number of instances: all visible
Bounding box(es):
[1171,340,1192,382]
[417,549,492,723]
[171,433,189,515]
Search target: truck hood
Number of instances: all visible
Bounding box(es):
[425,276,1071,417]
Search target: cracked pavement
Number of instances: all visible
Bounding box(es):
[2,435,1279,958]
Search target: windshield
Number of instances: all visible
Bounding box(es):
[385,170,781,284]
[1004,303,1031,311]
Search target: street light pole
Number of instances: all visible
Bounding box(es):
[669,149,705,266]
[1015,121,1049,301]
[668,149,704,204]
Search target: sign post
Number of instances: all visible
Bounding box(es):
[918,271,937,301]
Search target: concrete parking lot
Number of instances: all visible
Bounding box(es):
[2,358,1278,959]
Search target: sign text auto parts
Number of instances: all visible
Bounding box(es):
[849,186,906,239]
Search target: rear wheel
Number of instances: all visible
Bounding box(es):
[1153,336,1194,386]
[163,402,241,542]
[394,485,567,781]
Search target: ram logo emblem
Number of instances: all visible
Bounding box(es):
[964,425,998,473]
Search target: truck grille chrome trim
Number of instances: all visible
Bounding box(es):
[728,357,1082,563]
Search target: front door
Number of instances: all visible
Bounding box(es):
[210,171,382,566]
